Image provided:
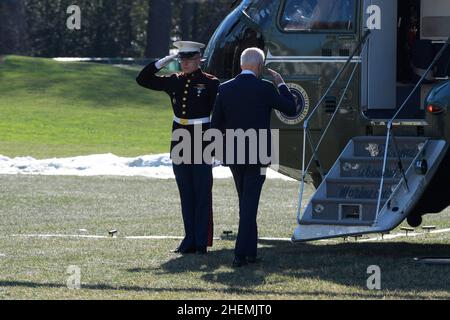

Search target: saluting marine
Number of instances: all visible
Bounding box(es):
[136,41,220,254]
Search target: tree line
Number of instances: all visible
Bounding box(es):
[0,0,235,58]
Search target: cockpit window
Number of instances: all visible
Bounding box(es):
[280,0,356,32]
[244,0,279,25]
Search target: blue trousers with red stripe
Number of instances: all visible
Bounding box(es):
[173,163,213,249]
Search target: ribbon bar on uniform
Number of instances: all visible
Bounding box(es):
[173,116,211,125]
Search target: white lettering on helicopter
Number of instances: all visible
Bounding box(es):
[366,5,381,30]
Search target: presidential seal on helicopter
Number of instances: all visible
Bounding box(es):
[275,83,311,125]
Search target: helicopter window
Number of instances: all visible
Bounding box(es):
[280,0,355,32]
[244,0,278,25]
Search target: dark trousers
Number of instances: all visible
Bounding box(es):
[173,163,213,249]
[229,165,266,258]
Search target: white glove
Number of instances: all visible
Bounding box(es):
[155,54,178,69]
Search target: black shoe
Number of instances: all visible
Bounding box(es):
[171,247,196,254]
[247,256,262,264]
[232,256,248,268]
[196,247,207,255]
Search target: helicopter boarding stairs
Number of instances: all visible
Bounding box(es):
[292,136,447,241]
[292,34,450,242]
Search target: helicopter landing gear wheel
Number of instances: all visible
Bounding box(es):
[407,214,423,228]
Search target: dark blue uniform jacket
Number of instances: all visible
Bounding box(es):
[210,73,297,166]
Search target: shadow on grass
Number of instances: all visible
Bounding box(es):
[0,280,447,299]
[153,240,450,295]
[1,231,449,298]
[0,241,449,298]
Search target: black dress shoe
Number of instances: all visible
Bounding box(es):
[171,247,196,254]
[196,247,207,254]
[247,256,262,264]
[232,256,248,268]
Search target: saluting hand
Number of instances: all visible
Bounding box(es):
[267,68,286,87]
[155,54,178,70]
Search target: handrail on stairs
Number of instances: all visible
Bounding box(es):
[297,30,371,224]
[374,36,450,225]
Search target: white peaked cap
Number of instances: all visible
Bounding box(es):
[173,41,206,53]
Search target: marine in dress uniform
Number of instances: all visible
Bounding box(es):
[210,48,296,267]
[136,41,220,254]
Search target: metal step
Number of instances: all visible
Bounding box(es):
[309,197,379,224]
[339,157,414,178]
[352,136,426,158]
[326,177,399,200]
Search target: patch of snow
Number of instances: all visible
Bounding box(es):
[0,153,295,181]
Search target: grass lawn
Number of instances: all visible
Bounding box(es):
[0,55,449,300]
[0,56,173,158]
[0,175,449,300]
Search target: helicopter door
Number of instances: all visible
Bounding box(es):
[361,0,398,110]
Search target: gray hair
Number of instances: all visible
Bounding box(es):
[240,47,265,67]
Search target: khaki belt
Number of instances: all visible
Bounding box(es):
[173,116,211,125]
